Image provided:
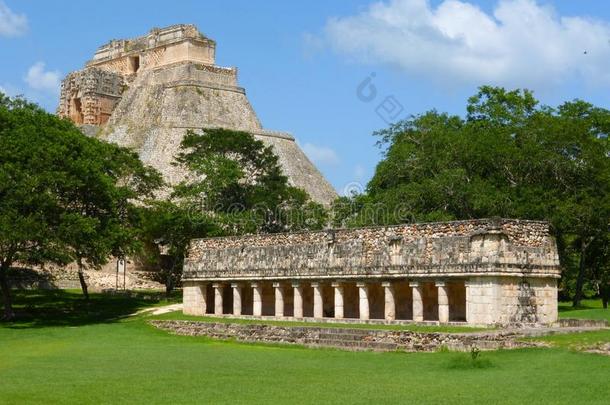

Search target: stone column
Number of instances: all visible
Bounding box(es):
[273,282,285,317]
[410,281,424,322]
[357,282,369,320]
[382,281,396,321]
[332,282,344,319]
[311,282,323,318]
[213,283,224,316]
[436,281,449,324]
[293,282,303,318]
[231,283,242,316]
[252,282,263,317]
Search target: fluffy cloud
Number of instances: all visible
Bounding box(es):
[24,62,60,94]
[302,142,340,166]
[325,0,610,88]
[0,1,27,37]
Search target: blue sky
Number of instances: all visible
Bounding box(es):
[2,0,610,195]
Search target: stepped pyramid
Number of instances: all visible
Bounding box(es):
[58,24,337,205]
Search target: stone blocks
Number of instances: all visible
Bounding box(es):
[182,219,560,326]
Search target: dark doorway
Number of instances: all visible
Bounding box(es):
[129,56,140,73]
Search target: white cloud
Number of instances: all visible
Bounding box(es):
[0,1,27,37]
[325,0,610,88]
[302,142,340,166]
[24,62,61,94]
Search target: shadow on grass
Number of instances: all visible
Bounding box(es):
[559,304,596,314]
[1,289,181,329]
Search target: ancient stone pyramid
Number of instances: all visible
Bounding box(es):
[58,24,337,205]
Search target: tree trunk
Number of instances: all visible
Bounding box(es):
[165,270,174,298]
[572,241,588,308]
[165,257,179,299]
[0,261,15,321]
[602,281,609,309]
[77,259,89,300]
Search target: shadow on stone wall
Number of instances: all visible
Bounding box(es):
[511,281,538,323]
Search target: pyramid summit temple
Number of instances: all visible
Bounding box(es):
[58,24,337,205]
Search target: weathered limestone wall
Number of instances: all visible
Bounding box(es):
[466,277,558,325]
[183,282,206,316]
[98,61,336,203]
[183,219,560,326]
[88,24,216,73]
[184,219,561,281]
[57,68,124,126]
[151,320,548,352]
[10,262,164,291]
[58,24,337,205]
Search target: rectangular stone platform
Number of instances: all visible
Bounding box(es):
[151,320,558,352]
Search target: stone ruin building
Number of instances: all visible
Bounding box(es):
[183,219,560,326]
[56,26,561,326]
[58,24,336,205]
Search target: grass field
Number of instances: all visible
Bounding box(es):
[559,299,610,322]
[535,299,610,349]
[1,290,609,404]
[152,311,489,333]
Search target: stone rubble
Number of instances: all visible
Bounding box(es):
[150,320,554,352]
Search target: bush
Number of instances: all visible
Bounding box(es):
[447,346,494,370]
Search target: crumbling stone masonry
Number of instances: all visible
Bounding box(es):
[182,219,561,327]
[151,320,550,352]
[58,24,336,205]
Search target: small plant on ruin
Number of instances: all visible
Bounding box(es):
[471,346,480,361]
[447,345,492,370]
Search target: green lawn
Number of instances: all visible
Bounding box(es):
[532,300,610,349]
[559,299,610,322]
[152,311,488,333]
[1,290,609,404]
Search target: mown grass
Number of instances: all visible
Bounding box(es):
[151,311,489,333]
[530,299,610,349]
[1,290,609,404]
[559,299,610,322]
[3,289,180,328]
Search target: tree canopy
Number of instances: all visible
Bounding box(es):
[0,95,162,318]
[335,86,610,306]
[135,128,327,295]
[173,128,327,234]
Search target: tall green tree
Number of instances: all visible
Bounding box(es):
[134,128,327,296]
[344,87,609,306]
[173,128,327,234]
[55,138,162,299]
[0,95,161,318]
[137,201,219,296]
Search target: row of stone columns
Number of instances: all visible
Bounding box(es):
[208,280,451,323]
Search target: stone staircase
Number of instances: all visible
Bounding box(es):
[304,329,402,351]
